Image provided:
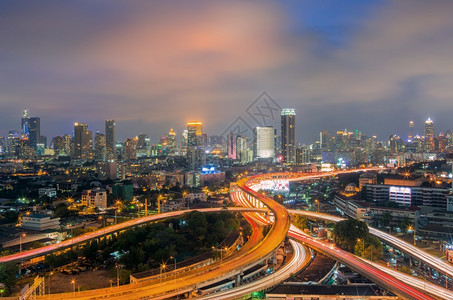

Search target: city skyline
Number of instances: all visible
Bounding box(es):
[1,1,453,143]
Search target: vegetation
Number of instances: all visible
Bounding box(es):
[333,219,383,261]
[45,211,241,274]
[0,263,19,296]
[0,211,19,224]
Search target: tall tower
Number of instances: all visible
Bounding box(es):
[408,121,414,142]
[105,120,116,159]
[94,132,106,161]
[281,108,296,163]
[186,122,205,170]
[21,109,30,137]
[165,129,177,154]
[424,118,434,138]
[28,117,40,149]
[253,126,275,159]
[74,123,92,160]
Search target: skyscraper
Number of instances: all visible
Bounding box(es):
[253,126,275,159]
[186,121,205,170]
[105,120,116,159]
[165,129,177,154]
[20,109,40,149]
[187,121,202,147]
[425,118,434,138]
[228,133,237,159]
[281,108,296,163]
[408,121,414,142]
[74,123,93,160]
[94,132,106,161]
[424,118,434,152]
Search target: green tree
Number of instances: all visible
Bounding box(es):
[381,212,393,233]
[399,265,412,275]
[0,262,18,294]
[292,215,308,230]
[333,219,368,252]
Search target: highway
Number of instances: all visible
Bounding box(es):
[232,171,442,300]
[0,207,267,264]
[288,209,453,282]
[200,240,311,299]
[32,177,290,299]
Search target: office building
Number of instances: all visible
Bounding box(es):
[94,132,106,161]
[281,108,296,163]
[105,120,116,158]
[408,121,414,142]
[73,123,93,160]
[166,128,177,154]
[186,122,205,170]
[253,126,275,159]
[81,188,108,209]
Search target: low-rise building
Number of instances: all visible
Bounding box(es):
[81,188,107,209]
[38,187,57,198]
[21,214,60,231]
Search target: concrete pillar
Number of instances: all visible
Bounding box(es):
[236,274,241,286]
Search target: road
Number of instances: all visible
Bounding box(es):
[232,171,444,300]
[0,207,267,264]
[200,239,310,299]
[288,209,453,283]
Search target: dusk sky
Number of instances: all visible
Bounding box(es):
[1,1,453,144]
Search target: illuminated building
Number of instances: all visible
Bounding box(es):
[408,121,414,142]
[94,132,106,161]
[21,109,40,149]
[105,120,116,159]
[125,137,138,160]
[228,133,237,159]
[253,126,275,159]
[81,188,107,209]
[281,108,296,163]
[165,128,177,154]
[296,146,310,164]
[425,117,434,138]
[186,122,205,170]
[73,123,93,160]
[320,130,329,150]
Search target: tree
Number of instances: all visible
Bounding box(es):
[381,212,393,233]
[0,262,18,294]
[292,215,308,230]
[333,219,368,252]
[399,265,412,275]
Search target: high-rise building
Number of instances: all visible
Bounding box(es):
[105,120,116,159]
[186,122,205,170]
[166,129,177,154]
[20,109,40,149]
[125,137,138,160]
[74,123,93,160]
[187,121,202,147]
[94,132,106,161]
[228,133,237,159]
[281,108,296,163]
[28,117,40,149]
[253,126,275,159]
[408,121,414,142]
[425,118,434,152]
[320,130,328,150]
[425,118,434,138]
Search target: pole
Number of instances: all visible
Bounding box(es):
[145,198,148,216]
[116,265,119,287]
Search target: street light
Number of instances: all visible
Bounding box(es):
[71,279,75,295]
[19,232,26,253]
[116,264,120,287]
[314,199,319,213]
[357,238,365,256]
[48,271,53,296]
[170,256,177,282]
[408,225,416,246]
[160,263,166,285]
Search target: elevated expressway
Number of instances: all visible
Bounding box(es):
[27,177,291,299]
[0,207,267,264]
[233,171,446,300]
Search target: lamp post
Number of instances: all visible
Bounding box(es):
[48,271,53,296]
[116,264,120,287]
[357,238,365,257]
[19,232,26,253]
[408,225,416,246]
[71,279,75,295]
[160,263,166,285]
[314,199,319,213]
[170,256,177,282]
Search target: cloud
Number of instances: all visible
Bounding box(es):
[1,1,453,142]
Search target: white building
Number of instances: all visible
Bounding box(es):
[22,214,60,231]
[38,187,57,198]
[81,188,107,209]
[254,126,275,159]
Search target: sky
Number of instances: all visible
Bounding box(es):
[1,0,453,144]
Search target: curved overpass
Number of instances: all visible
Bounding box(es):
[288,210,453,283]
[233,170,441,300]
[0,207,267,264]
